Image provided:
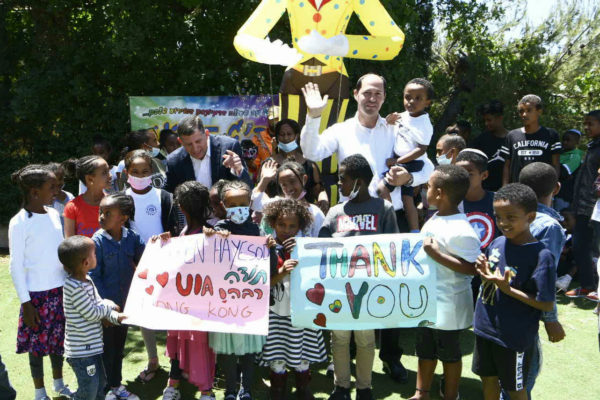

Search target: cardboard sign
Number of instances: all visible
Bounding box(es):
[124,233,270,335]
[290,234,437,330]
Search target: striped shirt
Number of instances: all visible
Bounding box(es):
[63,276,119,358]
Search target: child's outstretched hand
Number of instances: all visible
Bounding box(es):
[150,232,171,246]
[544,321,566,343]
[280,259,298,274]
[477,256,511,292]
[260,159,279,182]
[282,237,297,254]
[385,112,402,125]
[203,226,230,238]
[117,313,128,323]
[266,235,277,249]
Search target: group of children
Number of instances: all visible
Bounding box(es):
[6,74,600,400]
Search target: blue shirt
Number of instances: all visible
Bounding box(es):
[90,227,145,308]
[530,203,566,323]
[473,236,556,351]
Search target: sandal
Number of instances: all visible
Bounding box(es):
[138,359,160,382]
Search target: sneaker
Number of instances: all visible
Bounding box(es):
[586,291,600,302]
[224,392,236,400]
[106,386,139,400]
[356,388,373,400]
[198,391,216,400]
[162,386,181,400]
[439,377,460,399]
[555,274,572,292]
[56,385,75,398]
[381,359,408,384]
[565,287,594,298]
[326,362,335,378]
[328,386,351,400]
[237,389,252,400]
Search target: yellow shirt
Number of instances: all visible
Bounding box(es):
[234,0,405,76]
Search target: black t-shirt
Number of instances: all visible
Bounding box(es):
[472,132,507,191]
[499,126,561,183]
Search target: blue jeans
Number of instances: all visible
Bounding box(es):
[67,354,107,400]
[500,336,541,400]
[0,354,16,400]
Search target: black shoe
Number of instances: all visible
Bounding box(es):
[381,359,408,384]
[328,386,351,400]
[356,388,373,400]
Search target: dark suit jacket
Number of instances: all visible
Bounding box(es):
[164,135,253,193]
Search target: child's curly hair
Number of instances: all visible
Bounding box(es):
[263,198,314,234]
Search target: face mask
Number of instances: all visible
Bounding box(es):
[226,206,250,224]
[147,147,160,158]
[436,152,452,165]
[347,180,359,200]
[285,190,306,200]
[127,175,152,191]
[278,140,298,153]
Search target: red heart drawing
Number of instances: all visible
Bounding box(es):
[313,313,327,327]
[156,272,169,288]
[137,269,148,280]
[306,283,325,306]
[145,285,154,295]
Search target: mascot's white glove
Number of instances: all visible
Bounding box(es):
[298,30,349,57]
[235,34,302,67]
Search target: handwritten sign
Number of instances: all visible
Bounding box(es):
[124,233,270,335]
[290,234,437,330]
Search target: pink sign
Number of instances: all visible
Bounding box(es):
[124,233,271,335]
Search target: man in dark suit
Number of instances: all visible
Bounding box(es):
[165,115,253,193]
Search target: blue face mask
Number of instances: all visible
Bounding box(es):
[147,147,160,158]
[278,140,298,153]
[226,206,250,224]
[436,152,452,165]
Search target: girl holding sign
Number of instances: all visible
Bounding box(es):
[260,198,328,400]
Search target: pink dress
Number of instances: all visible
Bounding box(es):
[166,330,215,390]
[165,227,216,390]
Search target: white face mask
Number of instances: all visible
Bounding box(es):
[347,180,360,200]
[436,152,452,165]
[226,206,250,224]
[284,190,306,200]
[127,175,152,191]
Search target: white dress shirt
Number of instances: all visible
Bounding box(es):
[191,136,213,188]
[301,113,404,209]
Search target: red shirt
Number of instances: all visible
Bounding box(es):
[63,195,100,237]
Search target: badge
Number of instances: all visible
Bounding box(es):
[86,364,96,377]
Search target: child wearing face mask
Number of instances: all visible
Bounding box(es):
[207,180,266,400]
[115,129,166,190]
[123,149,178,382]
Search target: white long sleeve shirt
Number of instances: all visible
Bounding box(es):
[300,113,403,209]
[8,207,66,303]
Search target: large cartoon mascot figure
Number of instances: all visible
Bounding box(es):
[234,0,404,203]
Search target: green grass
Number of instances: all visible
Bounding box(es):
[1,254,599,399]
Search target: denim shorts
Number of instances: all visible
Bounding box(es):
[67,354,106,400]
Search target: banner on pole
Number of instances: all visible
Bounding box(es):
[124,233,271,335]
[129,95,274,140]
[290,234,437,330]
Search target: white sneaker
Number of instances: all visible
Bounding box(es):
[56,384,74,398]
[198,391,216,400]
[162,386,181,400]
[556,274,572,292]
[105,385,140,400]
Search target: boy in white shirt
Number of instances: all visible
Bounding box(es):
[412,165,481,400]
[378,78,435,231]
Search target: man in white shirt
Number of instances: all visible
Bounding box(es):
[164,115,253,193]
[300,74,415,211]
[300,74,413,384]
